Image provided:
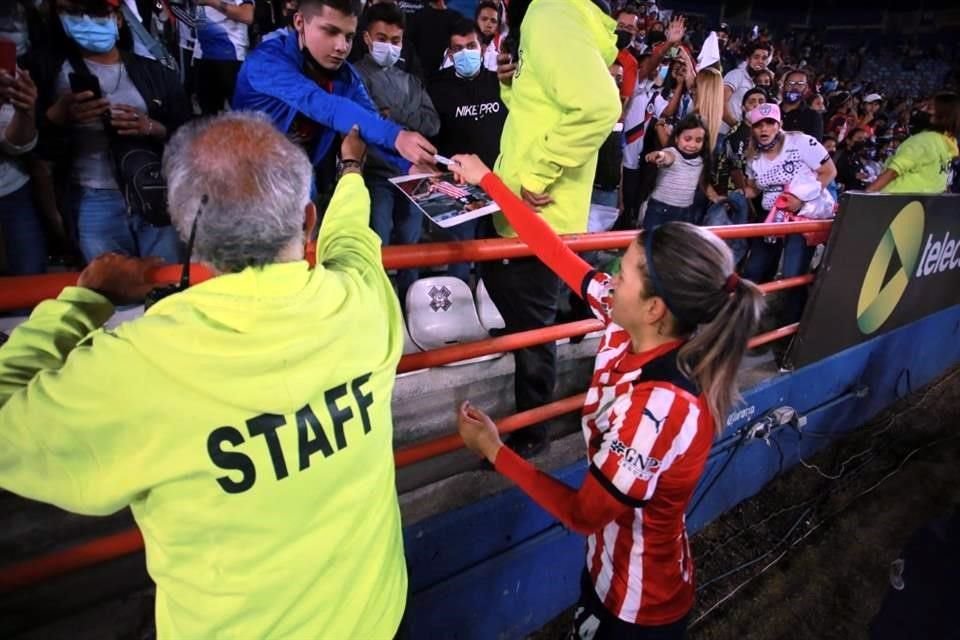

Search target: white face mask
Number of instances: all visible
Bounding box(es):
[370,41,402,68]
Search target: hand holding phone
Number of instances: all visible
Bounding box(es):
[64,72,110,125]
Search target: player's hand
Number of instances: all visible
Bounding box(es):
[458,401,502,464]
[449,154,490,185]
[78,254,165,304]
[496,52,517,86]
[395,130,437,166]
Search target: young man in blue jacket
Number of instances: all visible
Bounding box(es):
[233,0,436,189]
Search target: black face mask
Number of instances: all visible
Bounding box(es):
[615,29,633,51]
[850,140,866,152]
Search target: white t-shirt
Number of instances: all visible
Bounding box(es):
[622,79,657,170]
[746,132,831,210]
[722,63,753,136]
[194,0,253,62]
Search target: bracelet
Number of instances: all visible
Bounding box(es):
[340,159,363,169]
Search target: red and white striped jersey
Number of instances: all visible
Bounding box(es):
[580,271,715,626]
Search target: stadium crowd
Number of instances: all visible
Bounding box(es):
[0,1,958,638]
[1,0,958,279]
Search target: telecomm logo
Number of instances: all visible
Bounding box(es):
[856,202,924,334]
[856,201,960,334]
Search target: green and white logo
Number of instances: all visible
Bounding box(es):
[856,202,925,334]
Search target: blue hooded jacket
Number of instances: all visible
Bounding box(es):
[233,28,409,173]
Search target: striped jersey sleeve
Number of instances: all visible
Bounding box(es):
[583,271,615,326]
[589,384,701,507]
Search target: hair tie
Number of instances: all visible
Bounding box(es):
[723,272,741,293]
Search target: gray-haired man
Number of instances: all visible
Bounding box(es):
[0,112,408,638]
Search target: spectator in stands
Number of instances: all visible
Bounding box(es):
[780,69,823,140]
[856,92,883,138]
[613,6,641,106]
[715,22,738,73]
[347,0,422,76]
[721,41,772,136]
[754,67,775,99]
[833,127,870,191]
[36,0,189,264]
[475,0,500,72]
[724,88,766,192]
[808,92,825,116]
[233,0,436,192]
[428,17,505,281]
[192,0,254,115]
[867,92,960,194]
[0,113,408,640]
[355,2,438,299]
[452,151,763,640]
[740,103,836,326]
[485,0,621,457]
[406,0,460,77]
[0,62,45,275]
[642,113,719,231]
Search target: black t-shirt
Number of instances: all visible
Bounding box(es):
[427,67,507,168]
[782,104,824,141]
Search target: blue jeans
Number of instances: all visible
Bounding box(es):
[642,197,699,232]
[0,183,47,275]
[367,176,421,302]
[743,234,815,324]
[442,218,478,283]
[73,187,181,264]
[701,191,750,265]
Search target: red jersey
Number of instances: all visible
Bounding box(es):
[480,173,715,627]
[580,272,714,625]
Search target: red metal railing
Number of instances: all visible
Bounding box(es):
[0,221,830,593]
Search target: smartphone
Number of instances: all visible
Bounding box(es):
[68,72,103,99]
[668,46,680,58]
[0,40,16,76]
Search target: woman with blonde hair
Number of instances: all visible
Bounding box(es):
[452,152,764,639]
[694,66,725,154]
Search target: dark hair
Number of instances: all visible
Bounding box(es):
[744,41,773,59]
[641,223,765,430]
[613,6,640,19]
[364,2,404,29]
[932,92,960,139]
[502,0,532,58]
[450,17,480,41]
[299,0,362,18]
[475,0,499,19]
[822,134,838,145]
[667,114,713,190]
[741,87,766,107]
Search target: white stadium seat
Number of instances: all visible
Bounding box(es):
[474,279,506,331]
[405,277,501,366]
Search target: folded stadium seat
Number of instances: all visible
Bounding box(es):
[405,276,502,366]
[474,278,506,332]
[397,318,427,378]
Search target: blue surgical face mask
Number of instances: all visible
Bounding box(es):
[59,13,118,54]
[370,41,402,68]
[822,79,838,93]
[453,48,482,78]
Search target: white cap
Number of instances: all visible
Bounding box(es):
[863,93,883,103]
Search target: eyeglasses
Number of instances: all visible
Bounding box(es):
[785,80,807,87]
